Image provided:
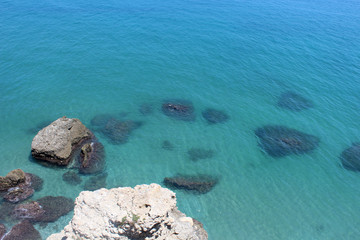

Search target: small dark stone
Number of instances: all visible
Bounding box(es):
[163,175,218,194]
[161,100,195,121]
[162,140,174,151]
[62,171,82,186]
[188,148,214,161]
[101,118,142,144]
[0,223,6,238]
[83,173,108,191]
[277,91,314,111]
[340,143,360,171]
[3,220,41,240]
[27,173,43,192]
[12,201,45,221]
[255,125,320,157]
[202,108,229,124]
[36,196,74,222]
[79,141,106,174]
[139,103,154,115]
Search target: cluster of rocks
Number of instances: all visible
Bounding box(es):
[0,169,43,204]
[161,99,229,125]
[0,169,74,240]
[48,184,208,240]
[164,175,218,194]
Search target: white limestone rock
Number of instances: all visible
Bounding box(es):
[47,184,208,240]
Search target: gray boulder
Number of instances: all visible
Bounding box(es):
[31,117,93,165]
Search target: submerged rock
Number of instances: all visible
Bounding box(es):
[255,125,320,157]
[47,184,208,240]
[163,175,218,194]
[202,108,229,124]
[36,196,74,222]
[31,117,93,166]
[340,143,360,171]
[162,140,174,151]
[62,171,82,186]
[188,148,215,161]
[27,173,43,192]
[0,202,15,222]
[0,224,5,238]
[162,100,196,121]
[3,220,41,240]
[100,118,142,144]
[83,173,107,191]
[277,91,314,111]
[79,141,105,174]
[4,186,34,203]
[12,201,46,221]
[139,103,154,115]
[90,114,114,127]
[0,169,26,191]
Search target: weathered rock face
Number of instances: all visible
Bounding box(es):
[0,169,26,191]
[2,220,41,240]
[47,184,208,240]
[31,117,93,165]
[79,141,105,174]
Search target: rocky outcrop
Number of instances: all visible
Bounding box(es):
[31,117,93,165]
[48,184,208,240]
[1,170,43,203]
[0,169,26,191]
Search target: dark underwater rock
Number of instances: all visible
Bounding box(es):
[0,202,15,222]
[0,224,5,238]
[27,173,43,192]
[163,175,218,194]
[139,103,154,115]
[3,220,41,240]
[202,108,229,124]
[79,141,105,174]
[12,201,45,221]
[90,114,114,127]
[62,171,82,185]
[255,125,320,157]
[101,118,142,144]
[36,196,74,222]
[83,173,108,191]
[340,143,360,171]
[277,91,314,111]
[162,140,174,151]
[162,100,195,121]
[187,148,215,161]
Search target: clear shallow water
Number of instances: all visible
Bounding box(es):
[1,0,360,239]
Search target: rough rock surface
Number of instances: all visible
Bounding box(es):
[2,220,41,240]
[0,224,6,238]
[31,117,93,165]
[0,169,26,191]
[48,184,208,240]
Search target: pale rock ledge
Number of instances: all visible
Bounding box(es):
[47,184,208,240]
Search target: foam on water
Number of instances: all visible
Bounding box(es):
[1,0,360,239]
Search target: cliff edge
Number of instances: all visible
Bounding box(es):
[47,184,208,240]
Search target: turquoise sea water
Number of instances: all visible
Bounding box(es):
[1,0,360,239]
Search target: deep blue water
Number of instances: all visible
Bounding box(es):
[1,0,360,239]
